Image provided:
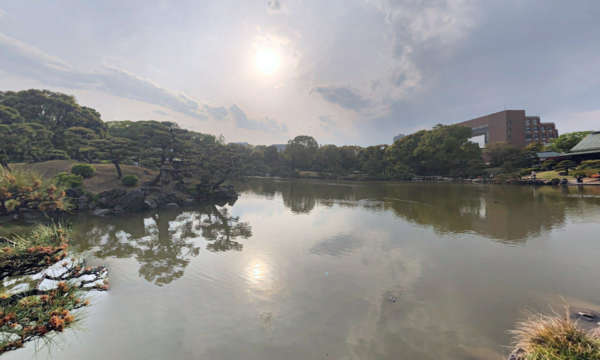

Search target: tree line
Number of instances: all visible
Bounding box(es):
[2,89,592,181]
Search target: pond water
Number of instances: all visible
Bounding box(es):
[6,179,600,360]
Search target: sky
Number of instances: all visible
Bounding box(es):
[0,0,599,146]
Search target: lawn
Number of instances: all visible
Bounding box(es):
[12,160,157,194]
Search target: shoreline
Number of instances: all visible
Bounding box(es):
[246,175,600,186]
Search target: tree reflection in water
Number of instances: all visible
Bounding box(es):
[239,178,600,244]
[71,205,252,286]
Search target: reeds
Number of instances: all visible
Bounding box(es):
[510,308,600,359]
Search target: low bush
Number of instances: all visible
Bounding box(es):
[55,172,83,188]
[572,171,587,178]
[71,164,96,179]
[121,175,138,187]
[550,178,560,185]
[541,159,556,171]
[555,160,577,170]
[578,160,600,169]
[520,168,534,177]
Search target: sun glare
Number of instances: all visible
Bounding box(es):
[255,48,280,76]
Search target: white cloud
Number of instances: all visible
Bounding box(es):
[0,32,209,120]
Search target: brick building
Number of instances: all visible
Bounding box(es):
[455,110,558,148]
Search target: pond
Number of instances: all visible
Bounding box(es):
[5,179,600,359]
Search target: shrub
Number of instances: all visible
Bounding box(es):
[577,160,600,170]
[71,164,96,179]
[555,160,577,170]
[121,175,138,187]
[541,159,556,171]
[0,168,69,215]
[510,310,600,360]
[550,178,560,185]
[572,170,587,178]
[520,168,534,177]
[55,172,83,188]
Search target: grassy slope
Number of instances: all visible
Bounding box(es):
[532,169,600,184]
[12,160,157,194]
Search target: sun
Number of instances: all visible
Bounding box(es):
[255,48,280,76]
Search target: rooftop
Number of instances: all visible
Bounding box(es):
[570,131,600,153]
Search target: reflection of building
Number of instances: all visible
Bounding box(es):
[456,110,558,148]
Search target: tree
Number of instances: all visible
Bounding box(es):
[385,125,483,177]
[0,105,23,124]
[285,135,318,170]
[64,126,99,161]
[0,89,106,148]
[91,137,134,178]
[486,144,532,172]
[360,145,389,177]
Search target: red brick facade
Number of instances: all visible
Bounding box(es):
[456,110,558,148]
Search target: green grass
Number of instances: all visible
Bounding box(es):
[534,171,574,181]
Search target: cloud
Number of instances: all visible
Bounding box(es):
[319,115,335,130]
[229,104,287,133]
[311,86,371,111]
[204,105,228,120]
[153,109,169,116]
[0,32,208,120]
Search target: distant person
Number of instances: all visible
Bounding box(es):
[531,170,536,181]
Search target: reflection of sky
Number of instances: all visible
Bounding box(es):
[6,182,600,360]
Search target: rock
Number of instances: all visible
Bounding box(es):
[577,311,596,321]
[113,205,125,215]
[165,202,179,209]
[120,189,146,212]
[78,195,89,210]
[97,189,127,208]
[182,198,195,206]
[93,208,112,217]
[144,198,158,210]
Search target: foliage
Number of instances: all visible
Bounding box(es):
[55,172,84,189]
[71,164,96,179]
[0,90,106,160]
[541,159,557,171]
[486,143,535,172]
[121,175,138,187]
[0,168,70,216]
[386,125,483,177]
[546,131,592,153]
[510,310,600,360]
[285,135,319,170]
[91,137,134,178]
[0,225,108,354]
[577,160,600,170]
[555,160,577,170]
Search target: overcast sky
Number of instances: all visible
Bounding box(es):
[1,1,599,146]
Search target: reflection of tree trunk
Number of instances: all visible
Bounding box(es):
[113,161,122,178]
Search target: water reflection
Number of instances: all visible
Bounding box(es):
[240,179,600,243]
[70,205,252,286]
